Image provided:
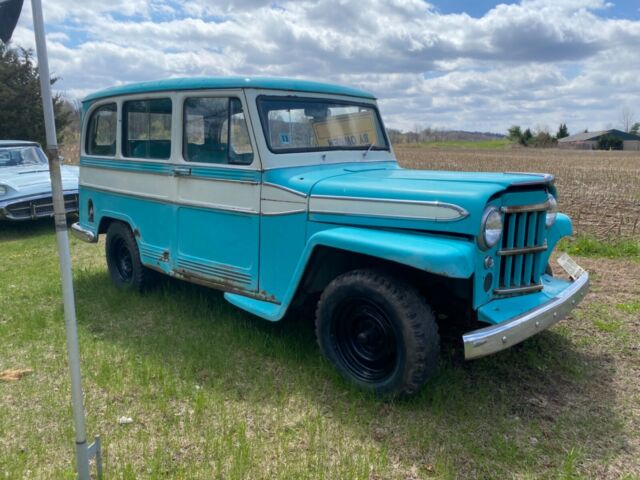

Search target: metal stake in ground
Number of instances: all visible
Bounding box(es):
[30,0,102,478]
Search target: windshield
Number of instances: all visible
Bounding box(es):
[0,146,48,168]
[257,96,389,153]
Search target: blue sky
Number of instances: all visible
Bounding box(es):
[432,0,640,18]
[10,0,640,133]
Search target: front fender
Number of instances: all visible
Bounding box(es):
[306,227,475,279]
[225,227,475,322]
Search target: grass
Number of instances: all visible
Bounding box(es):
[558,234,640,259]
[1,219,639,479]
[401,139,512,149]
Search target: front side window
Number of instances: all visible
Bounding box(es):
[257,96,389,153]
[86,103,117,156]
[123,98,172,159]
[183,97,253,165]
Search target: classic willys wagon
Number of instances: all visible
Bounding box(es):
[72,78,588,396]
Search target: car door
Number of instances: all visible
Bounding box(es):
[173,91,260,293]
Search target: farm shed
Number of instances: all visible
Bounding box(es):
[558,129,640,150]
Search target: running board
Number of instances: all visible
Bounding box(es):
[224,293,285,322]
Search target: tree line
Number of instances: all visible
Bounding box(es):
[0,43,78,146]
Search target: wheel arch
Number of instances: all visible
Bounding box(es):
[286,227,476,316]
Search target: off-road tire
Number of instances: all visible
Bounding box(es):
[315,269,439,398]
[105,222,156,292]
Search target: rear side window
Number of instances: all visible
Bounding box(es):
[86,103,117,156]
[123,98,172,160]
[183,97,253,165]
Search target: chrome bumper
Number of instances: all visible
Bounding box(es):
[463,272,589,360]
[71,222,98,243]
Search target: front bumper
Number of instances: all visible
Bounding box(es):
[463,272,589,359]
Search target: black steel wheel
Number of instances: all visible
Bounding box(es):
[315,269,439,397]
[105,222,156,292]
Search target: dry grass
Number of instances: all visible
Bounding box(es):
[396,146,640,239]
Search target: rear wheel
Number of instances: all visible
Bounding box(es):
[105,222,156,292]
[315,269,439,397]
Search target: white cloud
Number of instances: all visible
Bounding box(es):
[8,0,640,133]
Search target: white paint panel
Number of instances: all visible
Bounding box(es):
[309,196,466,221]
[80,166,171,200]
[262,183,307,202]
[261,199,306,215]
[177,177,260,213]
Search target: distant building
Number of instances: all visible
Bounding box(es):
[558,129,640,150]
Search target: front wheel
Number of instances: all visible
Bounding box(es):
[315,269,440,397]
[105,222,156,292]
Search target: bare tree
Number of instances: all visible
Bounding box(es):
[619,106,636,132]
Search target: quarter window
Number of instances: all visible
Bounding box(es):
[86,103,117,156]
[183,97,253,165]
[123,98,172,159]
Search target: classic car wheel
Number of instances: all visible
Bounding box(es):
[105,222,155,292]
[315,269,439,397]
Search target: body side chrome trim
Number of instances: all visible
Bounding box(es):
[262,182,308,198]
[309,195,469,222]
[464,272,589,359]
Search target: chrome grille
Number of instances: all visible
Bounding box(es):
[5,194,78,220]
[496,205,547,295]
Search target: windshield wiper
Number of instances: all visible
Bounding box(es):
[362,143,375,159]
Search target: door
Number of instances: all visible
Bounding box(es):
[173,93,260,293]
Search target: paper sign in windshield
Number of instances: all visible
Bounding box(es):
[312,111,378,147]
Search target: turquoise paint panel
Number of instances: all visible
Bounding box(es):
[478,274,576,325]
[80,157,172,175]
[80,156,261,182]
[224,225,476,321]
[258,213,308,303]
[79,187,173,270]
[176,206,259,291]
[83,77,376,104]
[540,213,572,268]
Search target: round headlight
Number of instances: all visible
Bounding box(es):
[479,206,503,250]
[546,193,557,227]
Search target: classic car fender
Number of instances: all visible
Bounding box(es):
[225,226,475,321]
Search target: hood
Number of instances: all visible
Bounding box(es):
[0,164,79,198]
[264,162,552,235]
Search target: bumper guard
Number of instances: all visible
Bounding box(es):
[71,222,98,243]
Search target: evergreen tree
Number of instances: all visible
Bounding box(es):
[630,122,640,136]
[556,123,569,139]
[507,125,523,143]
[0,43,70,145]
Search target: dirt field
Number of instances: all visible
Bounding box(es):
[396,146,640,239]
[61,140,640,238]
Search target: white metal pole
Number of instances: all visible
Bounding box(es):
[30,1,91,478]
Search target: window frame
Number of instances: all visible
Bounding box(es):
[256,95,391,155]
[121,97,173,161]
[83,101,118,158]
[179,91,257,168]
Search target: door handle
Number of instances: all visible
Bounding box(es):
[172,166,192,177]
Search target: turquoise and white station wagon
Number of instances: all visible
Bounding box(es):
[72,77,589,397]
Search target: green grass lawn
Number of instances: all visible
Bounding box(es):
[1,220,638,479]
